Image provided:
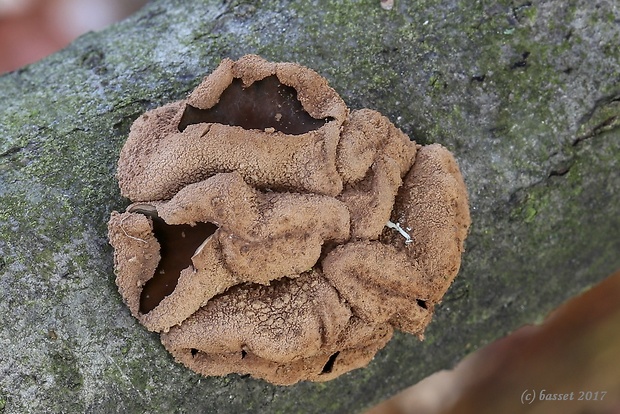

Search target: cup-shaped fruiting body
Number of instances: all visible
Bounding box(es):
[108,55,471,385]
[116,54,348,201]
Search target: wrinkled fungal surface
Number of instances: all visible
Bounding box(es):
[108,54,471,385]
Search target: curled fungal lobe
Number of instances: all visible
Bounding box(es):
[108,54,471,385]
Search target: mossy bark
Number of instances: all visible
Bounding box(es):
[0,0,618,413]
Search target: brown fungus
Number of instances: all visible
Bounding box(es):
[108,55,471,385]
[178,76,331,134]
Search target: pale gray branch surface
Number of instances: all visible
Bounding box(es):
[1,0,619,413]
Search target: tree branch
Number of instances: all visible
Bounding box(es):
[1,0,619,412]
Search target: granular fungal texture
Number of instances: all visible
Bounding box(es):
[108,54,471,385]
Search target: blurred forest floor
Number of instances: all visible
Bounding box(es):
[0,0,145,73]
[367,269,620,414]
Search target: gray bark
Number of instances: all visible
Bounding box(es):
[1,0,619,413]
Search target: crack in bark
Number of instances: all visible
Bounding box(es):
[575,93,620,145]
[548,165,572,178]
[0,146,24,158]
[573,114,620,146]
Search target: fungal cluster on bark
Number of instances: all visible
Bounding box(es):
[108,55,471,385]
